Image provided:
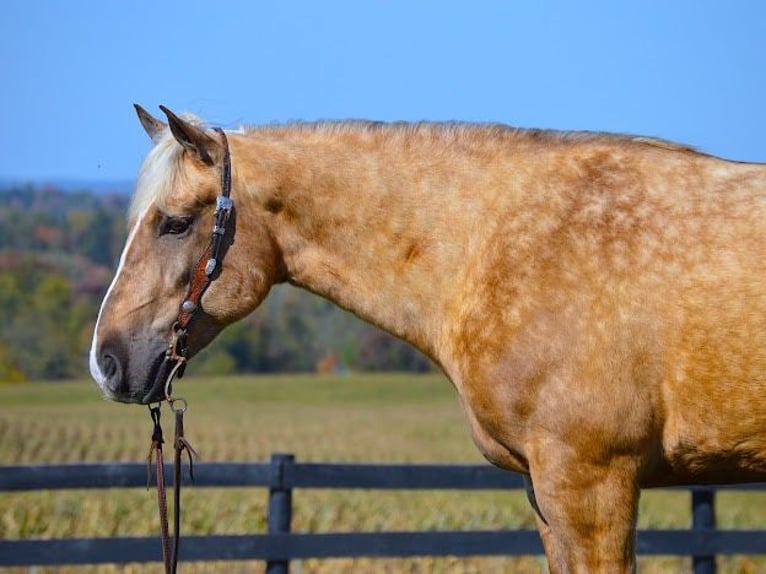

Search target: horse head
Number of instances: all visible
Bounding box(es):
[89,106,284,403]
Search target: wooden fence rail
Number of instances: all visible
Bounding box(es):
[1,453,765,573]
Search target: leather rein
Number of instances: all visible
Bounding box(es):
[147,127,234,574]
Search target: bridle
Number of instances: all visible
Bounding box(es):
[161,126,234,400]
[147,126,234,574]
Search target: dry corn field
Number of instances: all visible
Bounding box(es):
[1,374,765,573]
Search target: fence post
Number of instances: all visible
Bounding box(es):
[266,453,294,574]
[691,488,716,574]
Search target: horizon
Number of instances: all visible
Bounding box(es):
[0,176,134,194]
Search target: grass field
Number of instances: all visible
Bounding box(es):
[1,374,765,573]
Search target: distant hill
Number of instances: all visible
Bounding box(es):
[0,178,133,195]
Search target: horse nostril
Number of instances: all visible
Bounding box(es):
[101,353,123,390]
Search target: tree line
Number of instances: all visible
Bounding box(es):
[0,186,432,382]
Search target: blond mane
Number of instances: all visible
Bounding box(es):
[246,119,692,145]
[131,117,700,220]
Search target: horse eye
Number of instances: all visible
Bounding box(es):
[161,216,193,236]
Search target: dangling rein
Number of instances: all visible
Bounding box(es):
[147,399,196,574]
[146,127,233,574]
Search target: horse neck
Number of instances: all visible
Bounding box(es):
[236,126,491,362]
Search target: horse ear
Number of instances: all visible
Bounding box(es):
[159,105,219,166]
[134,104,167,143]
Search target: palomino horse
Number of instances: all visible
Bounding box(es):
[90,105,766,572]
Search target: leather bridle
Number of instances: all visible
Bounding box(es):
[143,126,235,405]
[147,126,234,574]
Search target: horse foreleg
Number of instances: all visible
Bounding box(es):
[524,474,569,572]
[528,455,640,574]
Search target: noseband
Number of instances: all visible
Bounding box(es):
[145,127,234,405]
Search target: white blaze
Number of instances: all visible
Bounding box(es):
[89,206,150,391]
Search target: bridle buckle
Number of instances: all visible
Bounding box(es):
[215,196,233,214]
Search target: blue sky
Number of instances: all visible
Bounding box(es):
[1,1,764,182]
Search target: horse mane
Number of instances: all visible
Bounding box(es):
[244,120,699,154]
[131,116,700,219]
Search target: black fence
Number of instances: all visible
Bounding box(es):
[1,453,765,573]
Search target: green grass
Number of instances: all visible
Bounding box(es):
[1,374,765,573]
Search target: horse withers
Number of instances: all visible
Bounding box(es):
[90,105,766,572]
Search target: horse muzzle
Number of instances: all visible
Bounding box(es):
[90,335,170,404]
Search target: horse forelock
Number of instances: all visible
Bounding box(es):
[130,132,182,220]
[129,113,209,220]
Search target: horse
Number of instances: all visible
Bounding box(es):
[89,105,766,573]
